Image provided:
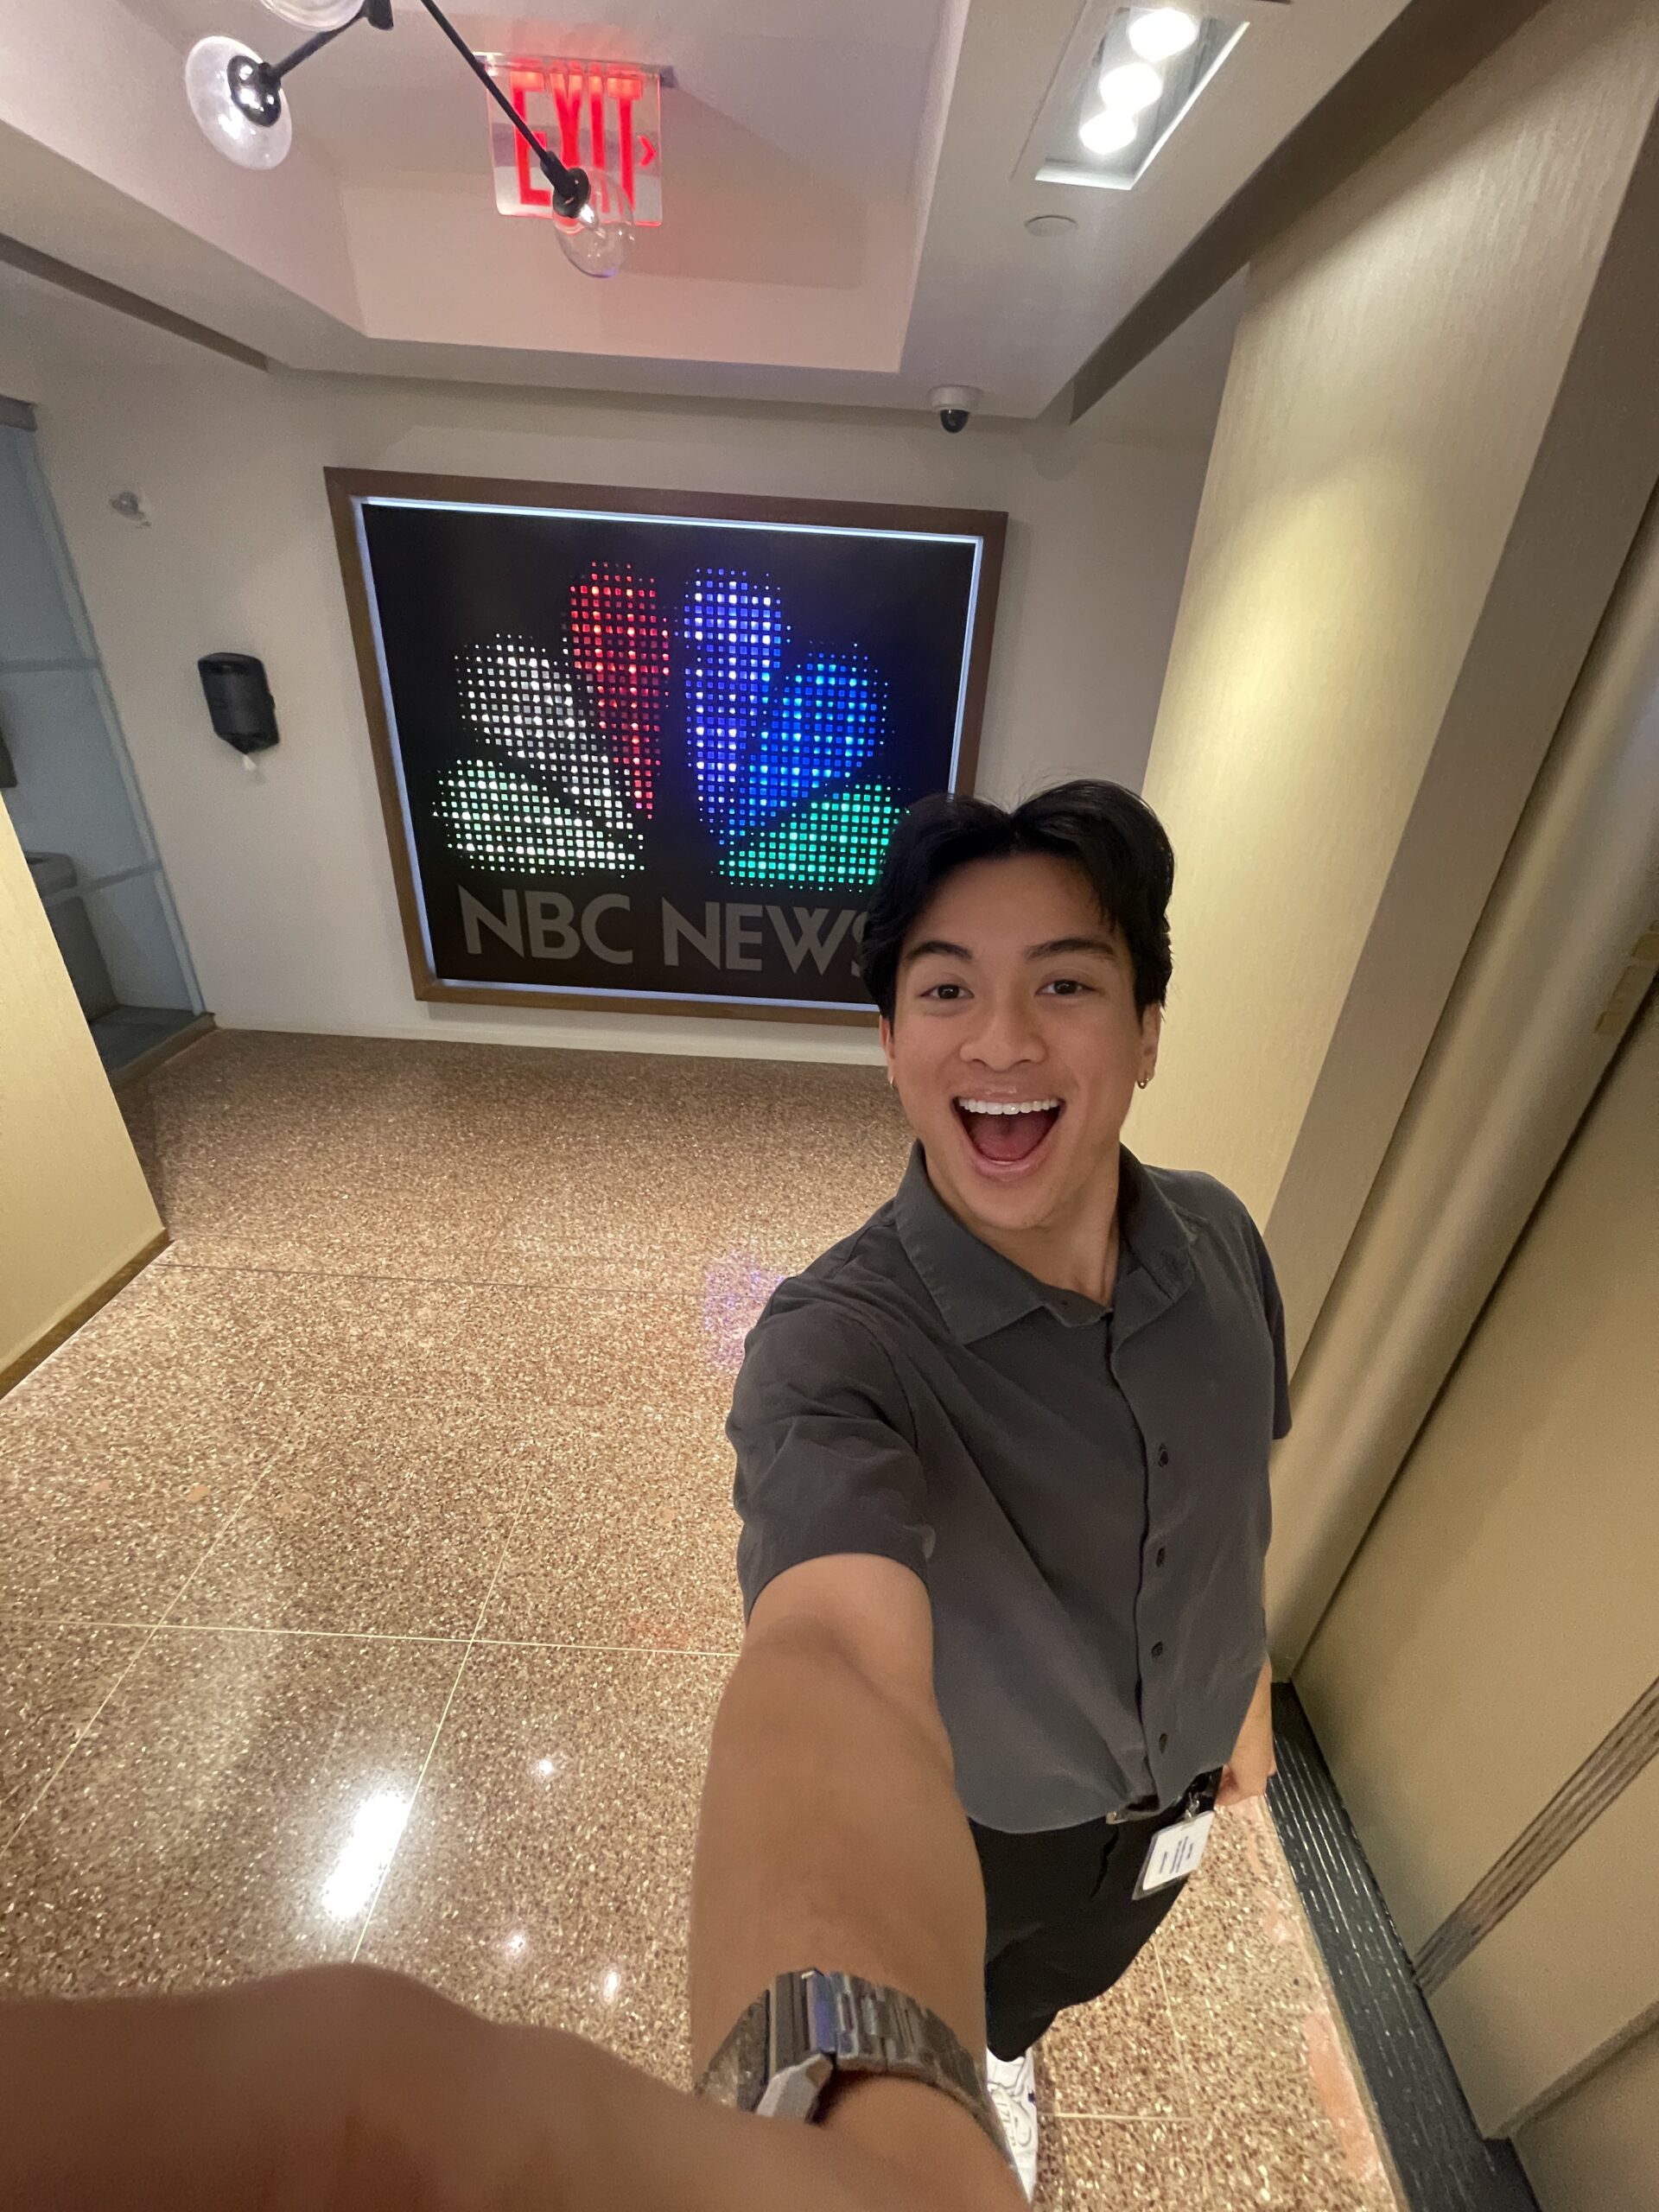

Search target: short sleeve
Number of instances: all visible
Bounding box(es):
[728,1300,933,1621]
[1247,1222,1293,1441]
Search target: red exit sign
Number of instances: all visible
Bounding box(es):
[482,57,663,228]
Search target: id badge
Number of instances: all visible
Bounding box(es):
[1132,1808,1214,1899]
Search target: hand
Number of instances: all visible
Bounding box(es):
[1216,1659,1274,1807]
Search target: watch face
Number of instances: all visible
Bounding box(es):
[696,1971,1010,2171]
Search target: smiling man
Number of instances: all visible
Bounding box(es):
[689,781,1289,2201]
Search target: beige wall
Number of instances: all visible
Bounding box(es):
[12,357,1205,1065]
[1128,0,1659,1364]
[1516,2019,1659,2212]
[1298,991,1659,2136]
[0,803,162,1376]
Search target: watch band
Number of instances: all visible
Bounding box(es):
[694,1968,1013,2170]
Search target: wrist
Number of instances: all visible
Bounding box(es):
[822,2075,1025,2209]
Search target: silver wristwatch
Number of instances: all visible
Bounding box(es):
[694,1968,1012,2168]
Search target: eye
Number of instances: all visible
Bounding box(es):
[921,981,969,1002]
[1041,977,1092,998]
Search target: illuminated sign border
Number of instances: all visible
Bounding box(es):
[326,468,1007,1026]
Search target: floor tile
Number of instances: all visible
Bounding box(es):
[1034,2115,1213,2209]
[0,1628,461,1998]
[486,1103,908,1262]
[123,1046,525,1253]
[1204,2109,1397,2212]
[453,1279,736,1416]
[1158,1803,1395,2210]
[157,1214,514,1284]
[358,1643,727,2085]
[0,1624,145,1828]
[172,1401,545,1637]
[0,1378,282,1622]
[1039,1939,1192,2118]
[71,1267,478,1406]
[481,1410,743,1652]
[487,1152,896,1277]
[223,1266,477,1391]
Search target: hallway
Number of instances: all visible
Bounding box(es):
[0,1030,1397,2210]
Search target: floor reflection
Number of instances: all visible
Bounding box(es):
[0,1032,1398,2209]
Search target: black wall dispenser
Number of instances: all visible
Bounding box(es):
[198,652,279,756]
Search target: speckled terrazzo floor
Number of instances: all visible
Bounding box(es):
[2,1029,1401,2210]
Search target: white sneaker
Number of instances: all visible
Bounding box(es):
[985,2047,1039,2200]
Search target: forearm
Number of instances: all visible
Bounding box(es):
[691,1620,984,2062]
[0,1964,1000,2212]
[690,1622,1015,2205]
[0,1969,370,2209]
[1217,1657,1275,1805]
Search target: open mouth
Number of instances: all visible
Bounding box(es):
[952,1096,1065,1172]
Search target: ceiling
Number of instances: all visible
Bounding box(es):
[148,1,946,189]
[0,0,1412,421]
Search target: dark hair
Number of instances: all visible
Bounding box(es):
[860,779,1174,1020]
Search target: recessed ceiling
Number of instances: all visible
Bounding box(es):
[0,0,1413,417]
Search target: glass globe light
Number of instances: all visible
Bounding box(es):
[1128,9,1200,64]
[1096,60,1165,115]
[260,0,363,25]
[185,36,293,170]
[1079,107,1139,156]
[554,169,633,278]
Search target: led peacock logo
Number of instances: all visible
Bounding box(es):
[435,561,902,891]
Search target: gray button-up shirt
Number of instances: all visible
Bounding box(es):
[729,1142,1291,1832]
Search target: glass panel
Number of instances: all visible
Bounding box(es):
[1,666,158,883]
[0,428,93,665]
[83,870,195,1010]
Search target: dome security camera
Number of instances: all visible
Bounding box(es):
[930,385,981,434]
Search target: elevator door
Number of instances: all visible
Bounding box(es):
[1297,989,1658,2198]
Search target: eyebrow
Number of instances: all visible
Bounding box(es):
[901,934,1122,968]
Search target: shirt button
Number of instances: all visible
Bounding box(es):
[1151,1642,1165,1659]
[1155,1546,1167,1567]
[1159,1732,1169,1752]
[1156,1446,1171,1467]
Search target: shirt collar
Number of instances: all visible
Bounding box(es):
[893,1140,1197,1346]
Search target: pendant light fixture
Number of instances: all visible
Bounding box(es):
[261,0,364,25]
[183,0,631,276]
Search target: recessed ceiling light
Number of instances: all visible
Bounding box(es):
[1025,212,1077,236]
[1096,59,1165,114]
[1127,8,1200,64]
[1026,8,1251,195]
[1079,108,1139,156]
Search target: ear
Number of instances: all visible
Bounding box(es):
[1139,1001,1163,1084]
[879,1013,896,1084]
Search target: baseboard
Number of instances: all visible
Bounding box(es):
[0,1228,170,1402]
[106,1011,218,1090]
[1268,1685,1541,2212]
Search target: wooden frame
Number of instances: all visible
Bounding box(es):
[326,467,1006,1025]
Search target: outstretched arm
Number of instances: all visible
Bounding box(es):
[690,1553,1019,2208]
[0,1957,1008,2211]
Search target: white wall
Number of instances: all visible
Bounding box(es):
[22,359,1206,1061]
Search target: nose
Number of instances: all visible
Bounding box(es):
[961,989,1046,1074]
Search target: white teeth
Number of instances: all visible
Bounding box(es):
[957,1097,1061,1116]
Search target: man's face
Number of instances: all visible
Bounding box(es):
[879,852,1160,1239]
